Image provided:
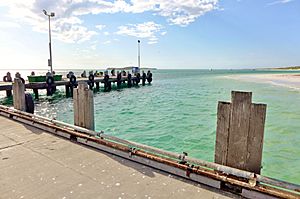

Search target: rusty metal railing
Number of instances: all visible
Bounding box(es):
[0,105,299,198]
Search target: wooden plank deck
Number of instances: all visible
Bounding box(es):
[0,116,236,199]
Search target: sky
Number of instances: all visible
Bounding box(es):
[0,0,299,70]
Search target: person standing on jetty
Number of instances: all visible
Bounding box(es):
[3,72,12,82]
[147,70,152,83]
[142,71,146,85]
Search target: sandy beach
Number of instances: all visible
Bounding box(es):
[224,73,300,90]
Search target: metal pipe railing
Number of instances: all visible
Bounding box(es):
[0,105,255,178]
[0,105,299,192]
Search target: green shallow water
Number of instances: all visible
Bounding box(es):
[1,69,300,184]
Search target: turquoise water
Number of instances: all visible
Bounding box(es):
[1,69,300,184]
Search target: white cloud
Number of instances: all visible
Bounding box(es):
[71,0,219,26]
[0,21,21,29]
[103,40,111,44]
[103,31,110,36]
[268,0,294,5]
[91,44,97,50]
[0,0,97,43]
[116,22,163,44]
[95,24,106,30]
[28,16,97,43]
[0,0,218,43]
[134,0,219,26]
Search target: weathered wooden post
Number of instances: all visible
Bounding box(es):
[215,91,267,174]
[70,86,74,98]
[95,82,100,91]
[13,78,26,111]
[73,82,94,130]
[6,90,12,98]
[33,88,39,100]
[65,85,70,97]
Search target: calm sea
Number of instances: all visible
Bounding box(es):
[1,69,300,184]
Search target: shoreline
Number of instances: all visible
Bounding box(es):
[223,73,300,90]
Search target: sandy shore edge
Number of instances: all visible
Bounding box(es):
[223,73,300,90]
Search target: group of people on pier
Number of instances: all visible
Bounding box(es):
[2,69,153,90]
[79,69,152,81]
[3,72,25,84]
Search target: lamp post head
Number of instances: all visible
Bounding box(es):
[43,10,55,17]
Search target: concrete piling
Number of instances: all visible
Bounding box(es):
[73,82,94,130]
[12,78,26,111]
[215,91,267,174]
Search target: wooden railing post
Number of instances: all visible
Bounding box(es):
[73,82,94,130]
[13,78,26,111]
[215,91,267,174]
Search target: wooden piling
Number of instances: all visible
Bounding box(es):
[70,86,74,98]
[73,82,94,130]
[246,104,267,173]
[215,102,231,166]
[6,90,12,98]
[33,89,39,100]
[13,78,26,111]
[96,82,100,91]
[65,85,70,97]
[227,92,252,170]
[215,91,267,174]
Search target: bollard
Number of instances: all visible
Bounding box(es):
[73,82,94,130]
[13,78,26,111]
[214,91,267,174]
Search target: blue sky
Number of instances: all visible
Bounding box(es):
[0,0,299,69]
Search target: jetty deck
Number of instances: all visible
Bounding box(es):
[0,76,136,91]
[0,115,234,199]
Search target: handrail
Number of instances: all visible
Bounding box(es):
[0,104,299,193]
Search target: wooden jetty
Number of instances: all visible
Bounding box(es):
[0,83,299,198]
[0,115,233,199]
[0,74,150,99]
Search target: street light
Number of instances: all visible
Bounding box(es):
[43,9,55,75]
[137,40,141,68]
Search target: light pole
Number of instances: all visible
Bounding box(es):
[43,9,55,75]
[137,40,141,68]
